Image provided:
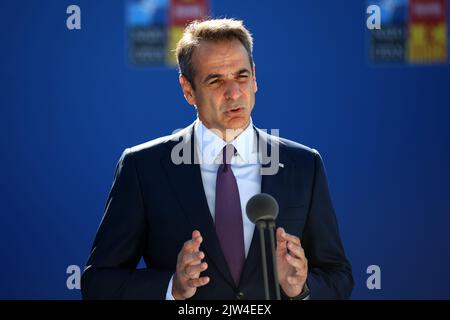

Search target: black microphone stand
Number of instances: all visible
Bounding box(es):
[257,219,281,300]
[268,220,281,300]
[256,220,270,300]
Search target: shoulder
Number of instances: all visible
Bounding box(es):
[279,136,319,157]
[279,136,322,169]
[255,127,321,165]
[119,123,194,163]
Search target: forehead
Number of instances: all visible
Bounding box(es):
[191,39,251,78]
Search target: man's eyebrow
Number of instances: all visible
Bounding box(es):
[203,73,223,83]
[203,68,252,83]
[236,68,251,75]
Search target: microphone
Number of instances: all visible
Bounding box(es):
[246,193,279,223]
[246,193,281,300]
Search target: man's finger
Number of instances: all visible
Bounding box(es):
[192,230,201,239]
[184,262,208,278]
[187,276,210,288]
[281,231,301,246]
[182,238,201,253]
[276,227,286,245]
[182,231,203,253]
[181,251,205,266]
[287,241,305,259]
[286,253,306,270]
[277,228,301,246]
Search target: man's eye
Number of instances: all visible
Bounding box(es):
[209,79,220,85]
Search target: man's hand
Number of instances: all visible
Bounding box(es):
[172,230,210,300]
[276,227,308,297]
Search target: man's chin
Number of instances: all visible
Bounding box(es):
[224,116,250,130]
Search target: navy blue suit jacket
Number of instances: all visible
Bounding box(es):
[81,123,354,299]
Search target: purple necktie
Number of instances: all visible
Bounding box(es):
[215,144,245,286]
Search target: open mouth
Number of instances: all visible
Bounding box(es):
[225,106,243,115]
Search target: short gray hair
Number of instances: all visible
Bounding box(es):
[175,18,254,90]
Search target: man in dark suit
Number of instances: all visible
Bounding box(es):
[81,19,353,300]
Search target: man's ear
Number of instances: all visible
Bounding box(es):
[252,63,258,93]
[179,75,196,105]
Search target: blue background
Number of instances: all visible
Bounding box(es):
[1,0,449,299]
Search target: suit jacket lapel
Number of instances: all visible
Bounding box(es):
[160,123,235,287]
[240,127,292,287]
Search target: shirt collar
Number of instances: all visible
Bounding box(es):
[194,118,256,164]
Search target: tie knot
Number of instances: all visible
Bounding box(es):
[222,144,236,166]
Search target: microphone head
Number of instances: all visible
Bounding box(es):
[246,193,279,223]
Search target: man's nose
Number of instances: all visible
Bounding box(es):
[224,81,241,101]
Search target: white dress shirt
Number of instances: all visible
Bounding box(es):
[166,118,261,299]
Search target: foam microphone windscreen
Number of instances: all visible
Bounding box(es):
[246,193,279,223]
